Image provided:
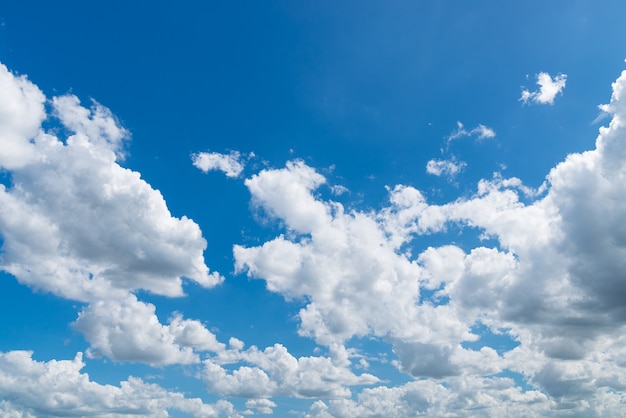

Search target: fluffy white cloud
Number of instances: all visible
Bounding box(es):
[244,398,277,415]
[520,72,567,105]
[0,80,222,301]
[203,343,378,399]
[235,163,478,349]
[426,158,466,178]
[0,63,227,368]
[73,295,227,365]
[307,377,551,418]
[234,68,626,415]
[0,64,45,170]
[193,151,245,178]
[0,350,240,418]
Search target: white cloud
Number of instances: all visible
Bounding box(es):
[53,95,129,159]
[0,64,45,170]
[203,343,378,399]
[0,62,224,368]
[308,377,551,418]
[331,184,349,195]
[245,399,277,415]
[447,121,496,144]
[426,158,466,178]
[73,295,227,365]
[520,72,567,105]
[0,85,222,301]
[193,151,245,178]
[233,68,626,415]
[0,350,240,418]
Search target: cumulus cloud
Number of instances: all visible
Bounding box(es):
[193,150,245,178]
[233,67,626,415]
[0,350,239,418]
[73,294,227,365]
[520,72,567,105]
[0,64,45,169]
[307,377,551,418]
[0,62,225,369]
[0,70,222,301]
[245,398,277,415]
[203,343,378,400]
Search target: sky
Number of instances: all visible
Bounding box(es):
[2,1,626,417]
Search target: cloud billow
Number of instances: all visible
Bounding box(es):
[234,69,626,415]
[3,58,626,416]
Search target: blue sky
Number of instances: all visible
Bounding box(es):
[2,1,626,416]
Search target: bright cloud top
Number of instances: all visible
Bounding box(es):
[192,150,245,178]
[520,72,567,105]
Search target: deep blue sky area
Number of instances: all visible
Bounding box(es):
[2,2,626,417]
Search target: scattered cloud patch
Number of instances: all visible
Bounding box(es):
[4,56,626,416]
[245,398,277,415]
[447,121,496,144]
[0,350,239,418]
[426,158,467,178]
[233,68,626,415]
[331,184,349,195]
[520,72,567,105]
[203,342,378,399]
[193,150,245,178]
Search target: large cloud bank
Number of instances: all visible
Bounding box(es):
[233,70,626,415]
[2,60,626,416]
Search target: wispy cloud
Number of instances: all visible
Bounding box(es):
[520,72,567,105]
[447,121,496,145]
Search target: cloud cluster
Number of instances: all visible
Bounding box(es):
[307,377,552,418]
[0,62,394,416]
[429,121,495,181]
[233,69,626,415]
[203,343,378,402]
[0,62,230,371]
[520,72,567,105]
[0,350,239,418]
[4,57,626,416]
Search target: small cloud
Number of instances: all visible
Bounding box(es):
[426,158,467,179]
[331,184,349,196]
[474,124,496,140]
[520,72,567,105]
[446,122,496,148]
[192,150,244,178]
[245,399,277,415]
